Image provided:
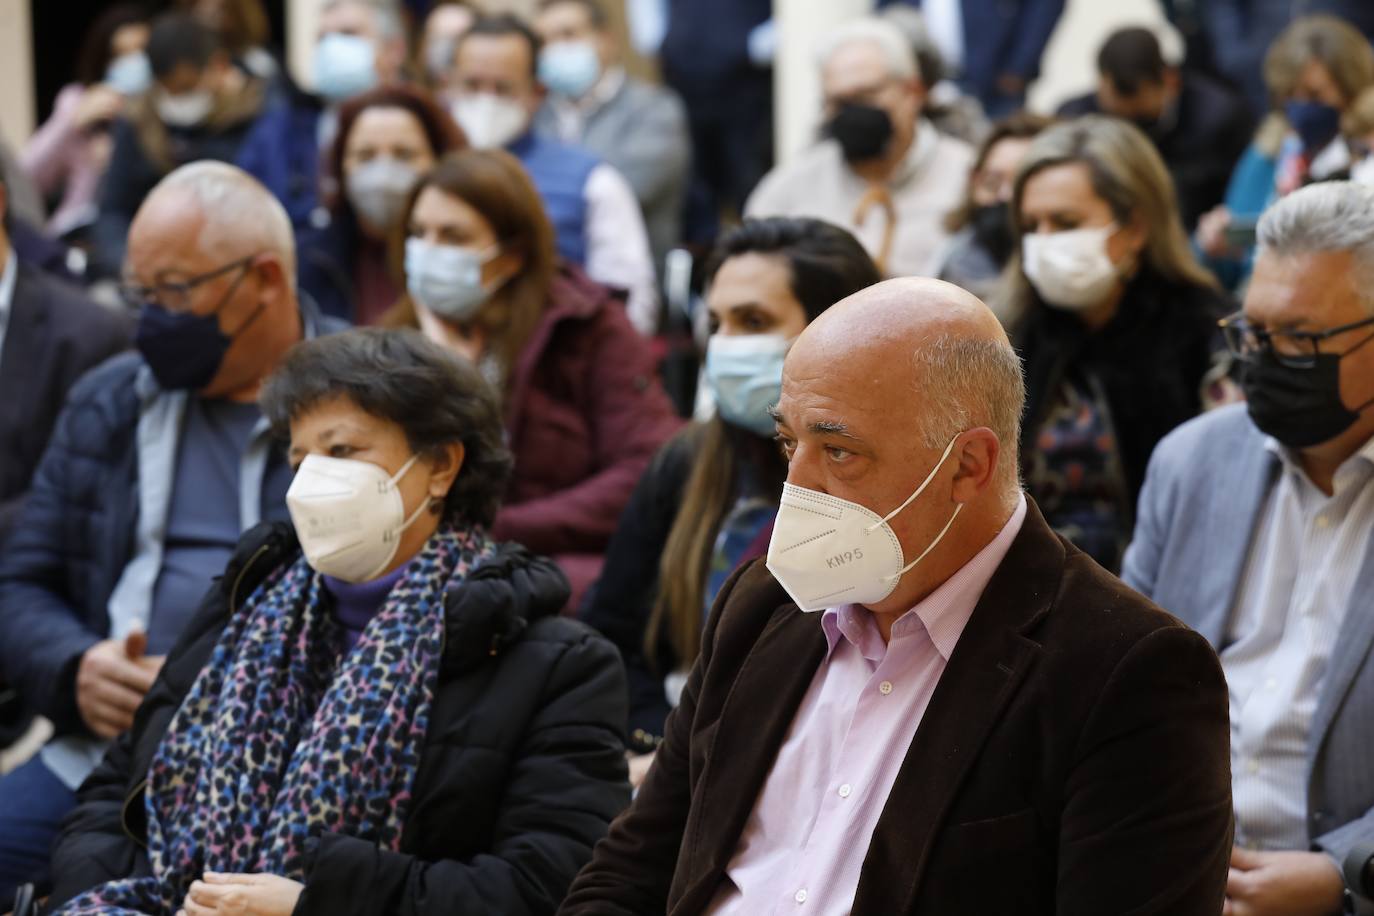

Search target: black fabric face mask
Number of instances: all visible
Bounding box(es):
[1242,340,1374,448]
[969,202,1015,265]
[826,103,894,164]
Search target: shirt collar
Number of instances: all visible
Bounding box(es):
[821,493,1028,661]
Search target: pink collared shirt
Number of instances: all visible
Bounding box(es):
[707,495,1028,916]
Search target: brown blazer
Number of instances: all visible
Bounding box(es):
[561,500,1233,915]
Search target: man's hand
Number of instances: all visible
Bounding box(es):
[72,84,123,131]
[179,873,304,916]
[75,631,165,739]
[1224,846,1345,916]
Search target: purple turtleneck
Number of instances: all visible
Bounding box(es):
[322,564,409,651]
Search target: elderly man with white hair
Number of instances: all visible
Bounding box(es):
[1125,180,1374,915]
[0,161,343,900]
[745,17,975,279]
[561,277,1232,915]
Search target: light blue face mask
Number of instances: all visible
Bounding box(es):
[106,51,153,96]
[538,40,602,98]
[313,32,378,103]
[706,333,790,438]
[405,237,501,322]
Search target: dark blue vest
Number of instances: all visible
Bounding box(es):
[509,132,599,267]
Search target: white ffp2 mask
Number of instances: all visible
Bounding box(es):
[1021,225,1122,311]
[766,436,964,612]
[286,453,430,583]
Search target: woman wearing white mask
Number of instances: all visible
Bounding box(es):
[21,5,151,239]
[43,328,631,916]
[1001,115,1233,572]
[580,218,880,786]
[388,148,680,613]
[307,85,467,326]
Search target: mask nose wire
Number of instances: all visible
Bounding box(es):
[863,434,962,534]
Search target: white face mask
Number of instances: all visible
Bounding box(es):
[286,453,430,583]
[766,435,963,613]
[156,88,215,128]
[1021,225,1123,311]
[345,157,421,233]
[450,92,530,149]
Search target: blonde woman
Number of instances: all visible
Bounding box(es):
[1197,15,1374,289]
[999,114,1233,573]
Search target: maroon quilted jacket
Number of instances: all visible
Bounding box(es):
[492,264,681,607]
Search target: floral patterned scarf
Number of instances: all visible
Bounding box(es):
[56,524,496,915]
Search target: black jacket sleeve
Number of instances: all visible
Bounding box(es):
[294,629,631,916]
[578,434,694,747]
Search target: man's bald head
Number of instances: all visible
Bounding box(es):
[788,278,1025,490]
[138,161,296,285]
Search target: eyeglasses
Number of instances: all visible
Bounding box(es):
[119,255,256,313]
[1219,310,1374,369]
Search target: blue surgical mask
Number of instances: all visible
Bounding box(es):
[538,40,602,98]
[313,32,378,103]
[706,334,789,437]
[1285,99,1341,153]
[135,303,234,390]
[106,51,152,96]
[405,237,501,322]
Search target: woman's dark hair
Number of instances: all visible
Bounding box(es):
[944,111,1055,232]
[646,218,880,672]
[75,3,152,87]
[702,217,883,323]
[146,11,220,80]
[324,83,469,214]
[260,328,513,529]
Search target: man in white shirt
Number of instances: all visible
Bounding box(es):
[1125,180,1374,915]
[745,17,974,280]
[449,14,660,336]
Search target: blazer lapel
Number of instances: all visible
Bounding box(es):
[1309,530,1374,766]
[852,501,1063,914]
[1192,438,1278,648]
[672,602,828,913]
[0,269,49,463]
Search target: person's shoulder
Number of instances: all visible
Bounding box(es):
[621,77,687,115]
[1150,403,1259,475]
[65,349,145,406]
[746,143,841,215]
[1056,92,1098,117]
[18,264,130,333]
[930,130,976,171]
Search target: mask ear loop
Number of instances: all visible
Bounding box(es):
[884,503,963,582]
[864,434,962,534]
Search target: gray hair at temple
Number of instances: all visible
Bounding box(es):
[817,17,922,83]
[1257,180,1374,312]
[156,161,296,286]
[913,332,1026,502]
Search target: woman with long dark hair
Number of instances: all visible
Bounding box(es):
[579,217,881,783]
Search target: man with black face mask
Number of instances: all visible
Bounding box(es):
[0,162,344,900]
[1057,26,1251,231]
[1124,180,1374,916]
[745,17,973,279]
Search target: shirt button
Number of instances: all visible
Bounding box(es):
[838,783,852,798]
[1316,515,1331,529]
[1247,759,1261,774]
[795,889,808,904]
[879,681,893,695]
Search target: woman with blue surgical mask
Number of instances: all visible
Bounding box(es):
[388,148,681,620]
[580,217,880,786]
[20,5,151,239]
[1000,115,1234,572]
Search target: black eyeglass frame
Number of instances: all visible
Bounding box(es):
[1219,310,1374,369]
[119,255,257,313]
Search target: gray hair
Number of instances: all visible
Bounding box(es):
[912,333,1026,503]
[817,17,922,83]
[158,161,296,285]
[323,0,404,39]
[1257,180,1374,310]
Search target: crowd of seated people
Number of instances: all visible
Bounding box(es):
[4,2,1374,914]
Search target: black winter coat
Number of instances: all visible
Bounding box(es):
[45,522,631,916]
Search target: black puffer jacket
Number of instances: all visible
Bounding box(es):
[45,522,630,916]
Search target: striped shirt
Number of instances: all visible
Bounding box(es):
[1223,434,1374,850]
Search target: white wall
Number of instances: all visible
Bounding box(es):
[0,0,34,150]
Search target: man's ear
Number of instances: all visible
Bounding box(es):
[950,428,1000,504]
